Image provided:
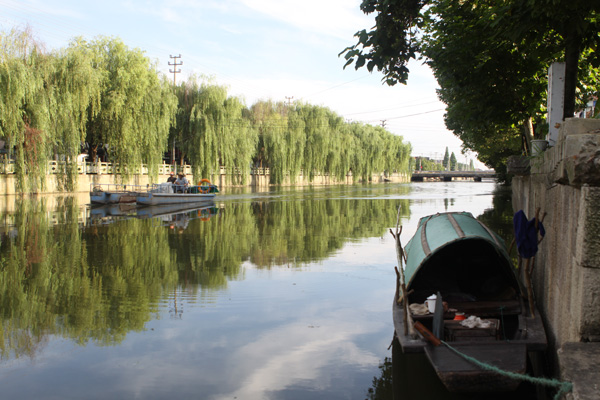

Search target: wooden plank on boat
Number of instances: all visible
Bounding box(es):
[444,319,500,342]
[119,194,137,203]
[424,342,526,392]
[522,314,548,351]
[393,300,426,353]
[450,300,521,316]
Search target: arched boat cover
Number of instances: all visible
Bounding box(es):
[404,212,512,289]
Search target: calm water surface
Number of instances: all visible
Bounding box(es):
[0,182,527,400]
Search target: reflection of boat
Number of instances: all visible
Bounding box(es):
[90,184,142,204]
[136,181,218,206]
[141,202,219,231]
[90,203,138,217]
[136,202,217,219]
[394,212,547,393]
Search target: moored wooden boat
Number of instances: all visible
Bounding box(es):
[136,181,218,206]
[393,211,547,393]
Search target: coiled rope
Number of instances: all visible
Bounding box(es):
[440,340,572,400]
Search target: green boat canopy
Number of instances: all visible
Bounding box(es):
[404,212,518,303]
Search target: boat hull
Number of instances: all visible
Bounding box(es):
[136,192,216,206]
[90,184,140,204]
[424,342,526,392]
[90,192,137,204]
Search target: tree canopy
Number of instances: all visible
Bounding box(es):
[341,0,600,173]
[0,27,412,192]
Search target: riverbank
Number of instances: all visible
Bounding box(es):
[0,165,410,195]
[510,118,600,400]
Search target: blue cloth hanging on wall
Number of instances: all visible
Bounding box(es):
[513,210,545,258]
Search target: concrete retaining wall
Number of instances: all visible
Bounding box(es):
[0,169,410,195]
[510,118,600,399]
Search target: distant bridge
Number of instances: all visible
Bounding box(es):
[411,170,496,182]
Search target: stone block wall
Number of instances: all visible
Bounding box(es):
[511,118,600,347]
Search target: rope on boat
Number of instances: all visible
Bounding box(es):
[440,340,572,400]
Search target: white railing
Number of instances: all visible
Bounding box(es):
[0,160,363,178]
[0,160,195,176]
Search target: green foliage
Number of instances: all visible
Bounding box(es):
[85,37,176,181]
[247,101,412,184]
[343,0,600,171]
[414,156,443,171]
[450,152,457,171]
[443,147,449,170]
[0,29,176,191]
[0,28,51,192]
[172,77,258,184]
[49,39,103,191]
[340,0,428,85]
[1,27,410,191]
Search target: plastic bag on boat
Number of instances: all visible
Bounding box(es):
[152,183,174,194]
[409,303,430,315]
[460,315,492,329]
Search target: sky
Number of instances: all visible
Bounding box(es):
[0,0,482,167]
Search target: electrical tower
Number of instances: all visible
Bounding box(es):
[285,96,294,107]
[169,54,183,85]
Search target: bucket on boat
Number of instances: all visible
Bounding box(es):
[425,294,437,313]
[454,312,466,321]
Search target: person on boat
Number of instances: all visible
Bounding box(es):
[167,171,177,184]
[174,173,189,193]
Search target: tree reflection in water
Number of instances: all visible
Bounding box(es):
[0,193,409,362]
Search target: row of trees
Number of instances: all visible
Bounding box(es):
[0,27,412,193]
[414,147,475,171]
[341,0,600,178]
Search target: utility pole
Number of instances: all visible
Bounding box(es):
[169,54,182,171]
[169,54,183,85]
[380,120,387,128]
[285,96,294,107]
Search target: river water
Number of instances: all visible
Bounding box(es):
[0,181,537,400]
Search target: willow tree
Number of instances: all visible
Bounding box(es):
[248,100,311,185]
[323,113,345,181]
[248,101,411,183]
[0,28,53,192]
[49,39,102,191]
[298,104,331,181]
[85,37,176,181]
[176,77,256,183]
[220,96,257,184]
[285,107,307,183]
[185,80,226,181]
[380,129,411,176]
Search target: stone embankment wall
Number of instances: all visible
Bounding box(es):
[509,118,600,400]
[0,168,410,195]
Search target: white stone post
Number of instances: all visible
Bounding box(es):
[547,62,566,147]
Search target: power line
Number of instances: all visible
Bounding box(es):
[362,108,444,124]
[342,100,440,117]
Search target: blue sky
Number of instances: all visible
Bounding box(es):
[0,0,480,165]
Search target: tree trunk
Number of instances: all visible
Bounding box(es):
[563,34,581,120]
[522,117,534,155]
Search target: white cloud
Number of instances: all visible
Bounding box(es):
[239,0,373,39]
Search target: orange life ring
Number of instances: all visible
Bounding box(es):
[198,179,212,194]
